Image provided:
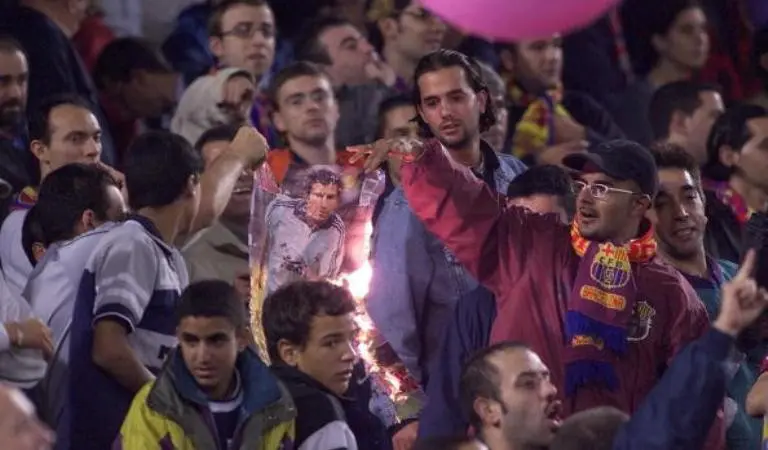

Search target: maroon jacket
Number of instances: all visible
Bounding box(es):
[401,142,725,449]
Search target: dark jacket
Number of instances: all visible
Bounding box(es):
[0,6,115,165]
[419,285,496,438]
[271,362,391,450]
[613,329,733,450]
[0,133,34,221]
[704,189,743,264]
[400,142,724,450]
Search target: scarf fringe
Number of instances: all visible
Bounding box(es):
[566,311,628,354]
[565,360,619,396]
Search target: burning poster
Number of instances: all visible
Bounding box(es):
[248,152,421,414]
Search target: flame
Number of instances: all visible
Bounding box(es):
[332,221,411,404]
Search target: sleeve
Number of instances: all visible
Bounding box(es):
[0,325,9,352]
[367,207,432,383]
[612,329,732,450]
[399,141,561,297]
[563,92,626,143]
[319,220,345,279]
[115,384,178,450]
[0,348,46,388]
[297,421,357,450]
[91,237,159,332]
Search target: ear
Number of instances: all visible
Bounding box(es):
[718,145,739,168]
[277,339,300,367]
[272,110,286,133]
[473,397,503,427]
[185,174,200,199]
[645,205,658,225]
[30,139,48,164]
[669,110,690,136]
[633,195,652,218]
[477,89,488,115]
[209,36,224,59]
[31,243,46,263]
[499,48,515,74]
[78,209,97,234]
[235,327,250,352]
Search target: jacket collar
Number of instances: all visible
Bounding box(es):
[270,363,351,401]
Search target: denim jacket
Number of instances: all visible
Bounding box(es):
[367,143,526,384]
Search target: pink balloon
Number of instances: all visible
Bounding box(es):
[421,0,621,41]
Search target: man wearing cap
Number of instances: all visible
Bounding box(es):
[354,137,724,448]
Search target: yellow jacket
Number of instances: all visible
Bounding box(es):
[116,348,295,450]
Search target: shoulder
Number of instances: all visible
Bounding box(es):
[298,421,357,450]
[497,153,528,174]
[640,258,700,305]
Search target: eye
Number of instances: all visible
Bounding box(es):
[592,184,609,197]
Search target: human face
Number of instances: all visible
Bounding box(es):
[201,139,252,220]
[273,75,339,147]
[508,36,563,92]
[306,182,340,223]
[650,168,706,261]
[33,105,102,180]
[489,348,561,447]
[319,24,375,86]
[654,7,709,71]
[574,172,648,242]
[735,117,768,191]
[481,93,508,152]
[211,3,276,78]
[679,91,724,164]
[508,194,568,224]
[384,2,446,62]
[120,70,179,119]
[289,313,358,396]
[178,316,247,399]
[417,66,487,150]
[381,104,418,184]
[0,49,28,130]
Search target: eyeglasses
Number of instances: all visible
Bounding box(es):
[572,180,640,200]
[400,8,440,23]
[220,22,275,40]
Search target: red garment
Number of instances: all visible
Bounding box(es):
[400,143,725,450]
[73,15,115,72]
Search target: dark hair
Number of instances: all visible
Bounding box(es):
[376,94,414,139]
[413,49,496,135]
[754,26,768,85]
[294,16,351,65]
[549,407,629,450]
[305,168,342,196]
[0,35,24,55]
[650,142,702,188]
[21,205,44,267]
[459,341,529,430]
[92,38,172,90]
[262,280,356,363]
[28,94,94,144]
[124,131,204,210]
[507,165,574,218]
[648,81,721,140]
[703,103,767,182]
[176,280,247,328]
[34,163,119,245]
[413,436,479,450]
[194,123,240,155]
[208,0,270,36]
[266,61,329,111]
[367,0,414,51]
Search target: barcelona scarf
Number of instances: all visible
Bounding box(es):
[507,81,573,159]
[565,223,657,395]
[10,186,38,211]
[704,180,753,224]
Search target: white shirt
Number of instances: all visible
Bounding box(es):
[0,210,33,300]
[0,270,46,388]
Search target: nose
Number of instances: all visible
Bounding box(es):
[85,137,101,158]
[542,378,558,398]
[340,340,357,363]
[360,38,374,55]
[672,200,690,219]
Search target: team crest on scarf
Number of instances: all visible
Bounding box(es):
[589,244,632,290]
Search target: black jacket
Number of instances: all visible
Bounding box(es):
[704,189,743,264]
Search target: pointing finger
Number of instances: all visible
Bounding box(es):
[735,249,758,281]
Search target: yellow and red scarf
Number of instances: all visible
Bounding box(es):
[506,79,573,159]
[565,223,657,394]
[704,180,753,224]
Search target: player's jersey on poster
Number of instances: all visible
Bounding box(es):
[248,149,385,356]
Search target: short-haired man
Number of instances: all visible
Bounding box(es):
[67,128,267,450]
[21,163,125,432]
[367,50,526,388]
[419,165,572,438]
[648,144,764,449]
[264,280,390,450]
[118,280,295,449]
[294,15,398,147]
[702,104,768,263]
[648,81,725,164]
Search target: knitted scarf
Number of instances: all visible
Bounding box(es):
[565,223,657,395]
[704,180,753,224]
[507,81,572,159]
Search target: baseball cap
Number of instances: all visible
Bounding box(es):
[562,140,658,197]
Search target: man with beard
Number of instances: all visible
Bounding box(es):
[353,130,724,448]
[367,50,526,389]
[0,37,35,214]
[648,144,763,450]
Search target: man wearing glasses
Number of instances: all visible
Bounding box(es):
[355,137,725,450]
